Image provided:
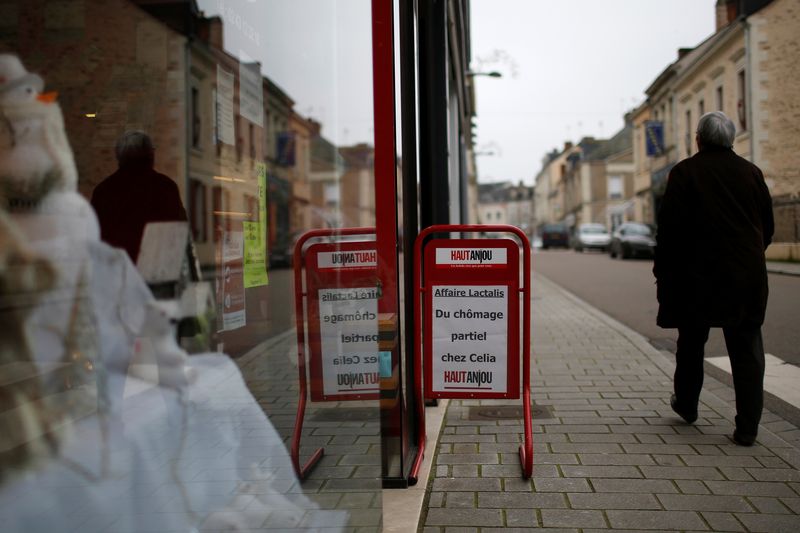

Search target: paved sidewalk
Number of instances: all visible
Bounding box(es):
[766,261,800,277]
[418,274,800,532]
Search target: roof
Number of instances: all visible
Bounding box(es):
[478,182,533,204]
[310,134,343,173]
[584,123,633,161]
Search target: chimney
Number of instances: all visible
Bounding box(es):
[564,141,573,152]
[623,111,633,125]
[727,0,739,23]
[678,47,693,59]
[715,0,739,31]
[205,16,224,49]
[307,119,322,136]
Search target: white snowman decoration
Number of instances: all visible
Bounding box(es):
[0,54,78,210]
[0,54,195,403]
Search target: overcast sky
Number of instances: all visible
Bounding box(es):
[471,0,717,184]
[200,1,717,186]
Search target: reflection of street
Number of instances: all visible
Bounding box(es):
[222,266,295,357]
[234,323,382,521]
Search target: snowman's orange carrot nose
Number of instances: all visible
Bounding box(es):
[36,91,58,103]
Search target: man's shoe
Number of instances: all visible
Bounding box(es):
[732,430,756,447]
[670,394,698,424]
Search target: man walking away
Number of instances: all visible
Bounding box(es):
[654,111,774,446]
[91,131,187,263]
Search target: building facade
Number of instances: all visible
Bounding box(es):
[478,181,534,236]
[630,0,800,258]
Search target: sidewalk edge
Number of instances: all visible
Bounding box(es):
[382,398,449,533]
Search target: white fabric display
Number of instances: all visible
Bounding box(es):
[0,355,348,532]
[1,54,342,531]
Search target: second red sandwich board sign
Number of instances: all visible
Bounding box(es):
[423,239,520,399]
[305,241,380,402]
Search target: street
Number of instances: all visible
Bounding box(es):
[532,248,800,366]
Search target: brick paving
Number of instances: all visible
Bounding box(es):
[419,274,800,532]
[235,332,383,532]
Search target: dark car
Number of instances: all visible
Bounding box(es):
[609,222,656,259]
[540,223,570,249]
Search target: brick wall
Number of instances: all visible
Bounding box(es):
[0,0,187,199]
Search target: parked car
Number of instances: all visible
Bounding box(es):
[609,222,656,259]
[572,223,611,252]
[540,223,570,249]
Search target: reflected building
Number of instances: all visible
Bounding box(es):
[1,0,478,529]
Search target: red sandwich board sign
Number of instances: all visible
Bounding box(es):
[305,240,380,401]
[423,239,520,399]
[410,224,533,483]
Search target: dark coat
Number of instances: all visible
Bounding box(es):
[654,146,774,328]
[91,164,187,263]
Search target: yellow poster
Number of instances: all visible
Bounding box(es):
[243,164,269,287]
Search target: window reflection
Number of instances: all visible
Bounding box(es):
[0,0,381,530]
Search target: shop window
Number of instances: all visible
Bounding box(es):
[2,0,383,529]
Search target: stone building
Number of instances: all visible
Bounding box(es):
[533,123,633,233]
[533,143,578,229]
[631,0,800,258]
[478,181,534,237]
[748,0,800,255]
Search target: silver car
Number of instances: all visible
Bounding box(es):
[572,223,611,252]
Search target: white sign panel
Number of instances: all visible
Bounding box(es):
[318,287,380,396]
[221,230,246,331]
[136,221,189,283]
[317,250,377,269]
[239,61,264,127]
[435,248,508,266]
[431,285,508,394]
[216,65,235,145]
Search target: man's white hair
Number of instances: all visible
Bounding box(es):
[696,111,736,149]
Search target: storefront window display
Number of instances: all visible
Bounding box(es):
[0,1,382,530]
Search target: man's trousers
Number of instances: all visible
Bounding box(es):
[674,324,765,437]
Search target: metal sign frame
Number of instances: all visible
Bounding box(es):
[410,224,533,483]
[291,227,376,480]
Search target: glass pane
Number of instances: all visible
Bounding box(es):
[0,1,380,530]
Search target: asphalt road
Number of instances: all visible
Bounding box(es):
[532,248,800,366]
